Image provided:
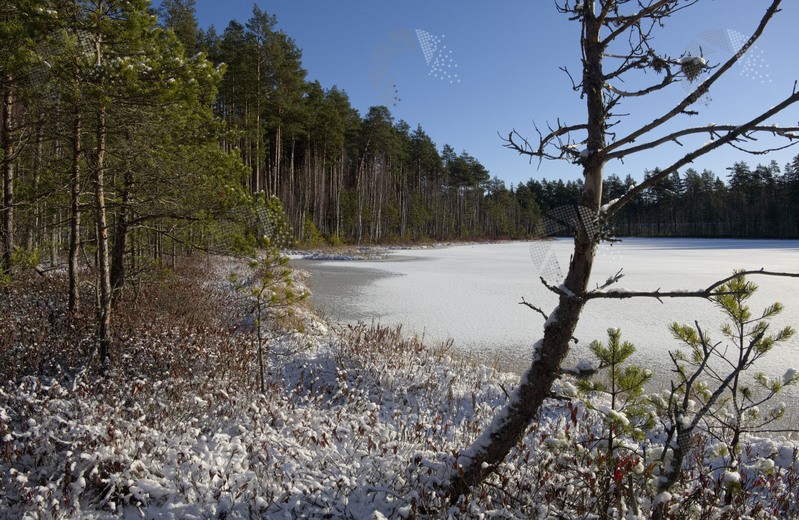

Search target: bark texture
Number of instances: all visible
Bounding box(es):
[2,75,13,275]
[450,7,607,499]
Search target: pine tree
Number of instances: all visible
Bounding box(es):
[158,0,199,54]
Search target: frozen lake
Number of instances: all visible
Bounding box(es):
[293,238,799,410]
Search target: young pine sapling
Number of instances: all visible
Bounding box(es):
[578,328,654,518]
[653,273,795,514]
[230,244,307,393]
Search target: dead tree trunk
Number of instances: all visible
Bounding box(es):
[450,8,606,493]
[448,0,798,503]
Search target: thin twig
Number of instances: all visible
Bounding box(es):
[520,297,550,322]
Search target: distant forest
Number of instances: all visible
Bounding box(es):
[179,4,799,241]
[535,161,799,239]
[2,0,798,287]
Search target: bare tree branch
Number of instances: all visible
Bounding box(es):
[583,270,799,301]
[606,89,799,219]
[594,268,624,291]
[519,297,550,322]
[502,120,589,162]
[540,276,569,297]
[601,0,694,47]
[606,124,799,162]
[602,0,784,158]
[604,71,675,98]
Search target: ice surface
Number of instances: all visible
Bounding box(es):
[297,238,799,409]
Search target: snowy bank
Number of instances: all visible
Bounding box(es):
[1,257,797,518]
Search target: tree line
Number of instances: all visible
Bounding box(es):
[4,0,799,304]
[179,2,539,243]
[6,1,798,307]
[168,0,799,242]
[521,156,799,239]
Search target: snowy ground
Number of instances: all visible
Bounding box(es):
[2,254,798,518]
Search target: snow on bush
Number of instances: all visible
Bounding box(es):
[1,258,798,518]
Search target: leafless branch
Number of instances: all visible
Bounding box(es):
[560,65,581,92]
[526,294,579,343]
[602,0,784,158]
[606,89,799,219]
[520,297,550,322]
[604,70,676,98]
[595,268,624,291]
[605,124,799,162]
[502,119,589,162]
[603,51,665,79]
[725,138,799,156]
[540,276,569,297]
[583,270,799,302]
[602,1,695,47]
[682,322,721,411]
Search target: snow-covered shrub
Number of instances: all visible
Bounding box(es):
[1,260,797,519]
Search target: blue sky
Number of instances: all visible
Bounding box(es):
[169,0,799,187]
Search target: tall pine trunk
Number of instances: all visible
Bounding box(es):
[69,109,82,313]
[93,33,112,364]
[1,73,13,275]
[26,114,44,252]
[110,168,132,293]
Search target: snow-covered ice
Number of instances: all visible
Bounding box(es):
[297,238,799,414]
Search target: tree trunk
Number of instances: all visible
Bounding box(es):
[26,113,44,252]
[69,109,82,314]
[95,100,112,364]
[449,8,606,500]
[110,168,131,293]
[273,125,282,196]
[1,73,13,275]
[93,30,112,364]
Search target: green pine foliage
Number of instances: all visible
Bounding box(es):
[229,247,308,393]
[648,272,797,500]
[693,275,794,453]
[580,328,654,441]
